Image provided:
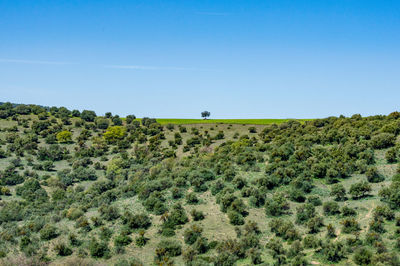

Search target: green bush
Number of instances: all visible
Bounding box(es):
[320,241,345,262]
[341,218,360,233]
[15,178,48,202]
[350,181,371,199]
[341,206,357,217]
[114,234,132,247]
[265,193,289,217]
[191,209,205,221]
[353,247,372,265]
[371,133,395,149]
[54,241,73,256]
[40,224,58,240]
[386,147,398,163]
[296,203,315,224]
[323,201,340,216]
[184,225,203,245]
[228,210,244,225]
[122,212,151,229]
[89,238,109,258]
[156,240,182,257]
[330,183,346,201]
[186,192,199,204]
[366,167,384,183]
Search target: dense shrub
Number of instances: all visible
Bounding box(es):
[16,178,48,202]
[330,183,346,201]
[323,201,340,216]
[379,181,400,209]
[353,247,372,265]
[40,224,58,240]
[122,212,151,229]
[191,209,205,221]
[350,181,371,199]
[296,203,315,224]
[320,241,346,262]
[371,133,395,149]
[54,242,73,256]
[184,225,203,245]
[265,193,289,216]
[269,219,300,241]
[155,240,182,257]
[366,166,384,183]
[89,238,109,258]
[341,218,360,233]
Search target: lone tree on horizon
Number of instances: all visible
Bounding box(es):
[201,111,211,120]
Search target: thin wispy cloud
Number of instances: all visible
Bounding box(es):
[0,58,74,65]
[0,58,215,71]
[104,65,217,71]
[195,11,229,16]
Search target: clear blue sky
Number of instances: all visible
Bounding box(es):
[1,0,399,118]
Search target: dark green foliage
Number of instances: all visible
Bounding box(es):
[16,178,48,202]
[269,219,300,241]
[379,181,400,209]
[95,118,109,129]
[307,216,324,234]
[115,258,144,266]
[350,181,371,199]
[323,201,340,216]
[307,195,322,206]
[191,209,205,221]
[265,193,289,216]
[386,147,398,163]
[296,203,315,224]
[122,212,151,229]
[99,204,120,221]
[156,240,182,257]
[135,230,148,247]
[353,247,372,265]
[228,210,244,225]
[54,242,73,256]
[320,241,346,262]
[184,225,203,245]
[371,133,395,149]
[81,110,97,122]
[89,238,109,258]
[342,206,357,217]
[366,166,384,183]
[160,203,188,235]
[40,224,58,240]
[114,234,132,247]
[186,192,199,204]
[341,218,360,233]
[265,238,285,257]
[369,217,385,233]
[330,183,346,201]
[373,205,395,221]
[0,166,24,185]
[326,224,336,238]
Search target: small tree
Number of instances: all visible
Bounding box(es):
[349,181,371,199]
[103,126,126,143]
[56,130,72,143]
[201,111,210,120]
[81,110,97,122]
[126,115,136,124]
[330,184,346,201]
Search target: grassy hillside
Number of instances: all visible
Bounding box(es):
[1,104,400,265]
[144,118,312,125]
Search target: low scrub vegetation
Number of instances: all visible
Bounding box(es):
[0,102,399,265]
